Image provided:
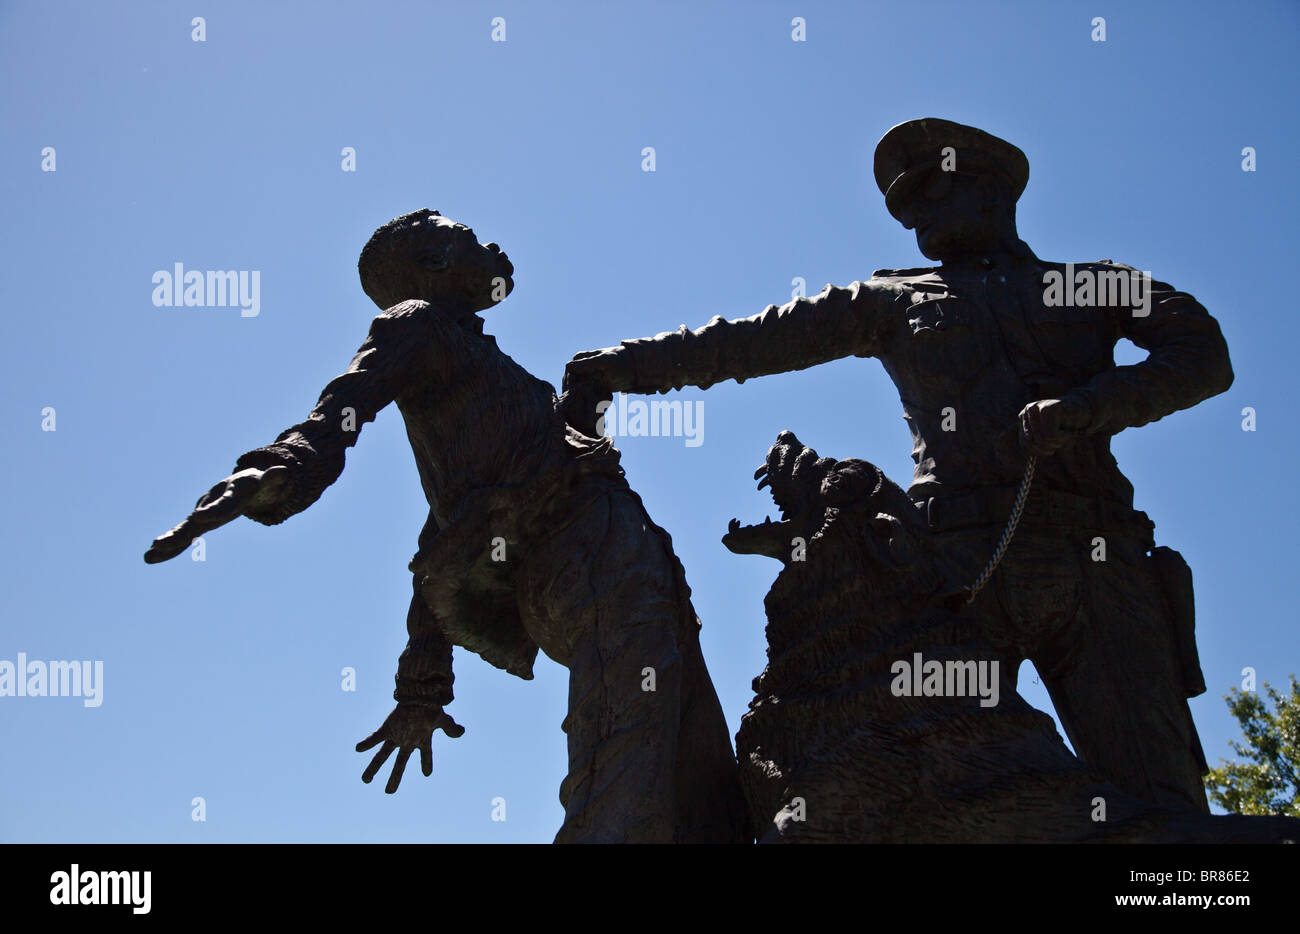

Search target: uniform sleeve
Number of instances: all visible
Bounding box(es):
[1066,272,1233,437]
[616,280,894,394]
[234,300,435,525]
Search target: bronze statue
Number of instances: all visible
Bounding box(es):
[145,210,747,843]
[723,430,1295,842]
[565,118,1232,817]
[140,122,1291,844]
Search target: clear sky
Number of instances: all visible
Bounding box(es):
[2,0,1296,842]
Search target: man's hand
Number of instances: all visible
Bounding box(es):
[143,465,291,564]
[356,703,465,794]
[1017,396,1091,457]
[561,347,627,436]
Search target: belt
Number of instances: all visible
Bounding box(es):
[923,483,1154,545]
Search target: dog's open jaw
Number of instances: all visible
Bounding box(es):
[723,430,829,561]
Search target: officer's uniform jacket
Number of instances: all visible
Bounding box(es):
[613,256,1233,534]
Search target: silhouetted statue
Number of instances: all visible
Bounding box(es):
[565,118,1234,820]
[722,430,1295,842]
[146,210,747,843]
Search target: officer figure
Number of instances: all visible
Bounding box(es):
[564,118,1232,813]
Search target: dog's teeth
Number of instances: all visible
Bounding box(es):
[728,518,740,533]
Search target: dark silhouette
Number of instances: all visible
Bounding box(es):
[723,430,1295,842]
[566,118,1234,823]
[146,210,747,843]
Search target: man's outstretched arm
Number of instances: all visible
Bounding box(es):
[234,300,434,525]
[145,301,433,561]
[563,282,893,426]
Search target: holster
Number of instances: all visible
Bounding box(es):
[1148,546,1206,699]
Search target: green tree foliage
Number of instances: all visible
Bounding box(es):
[1204,675,1299,816]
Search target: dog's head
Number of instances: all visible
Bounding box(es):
[723,430,952,590]
[723,430,897,560]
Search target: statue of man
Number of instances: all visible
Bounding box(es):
[145,210,747,842]
[564,118,1233,812]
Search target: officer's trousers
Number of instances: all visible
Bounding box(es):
[941,524,1210,813]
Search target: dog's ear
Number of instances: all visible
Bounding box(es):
[820,460,874,505]
[865,513,912,569]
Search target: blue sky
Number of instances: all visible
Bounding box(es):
[1,0,1296,842]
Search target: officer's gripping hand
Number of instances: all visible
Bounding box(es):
[356,702,465,794]
[562,347,627,437]
[1017,397,1090,457]
[143,465,291,564]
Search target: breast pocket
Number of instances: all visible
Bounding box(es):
[904,296,992,384]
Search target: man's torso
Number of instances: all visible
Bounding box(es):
[870,257,1140,510]
[394,306,570,529]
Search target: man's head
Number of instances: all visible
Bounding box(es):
[358,209,515,312]
[874,119,1029,264]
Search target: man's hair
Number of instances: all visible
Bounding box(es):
[357,208,445,309]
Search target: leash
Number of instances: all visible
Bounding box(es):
[959,455,1036,607]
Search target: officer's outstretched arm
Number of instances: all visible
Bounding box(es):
[1063,276,1233,437]
[566,281,894,398]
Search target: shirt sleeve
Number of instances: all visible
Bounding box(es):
[616,280,894,394]
[1066,270,1234,437]
[394,574,455,707]
[234,300,434,525]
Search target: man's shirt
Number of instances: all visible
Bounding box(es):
[232,299,570,532]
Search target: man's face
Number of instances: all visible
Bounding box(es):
[412,218,515,311]
[893,169,1002,263]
